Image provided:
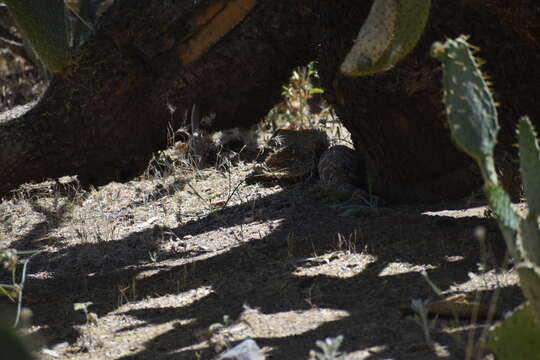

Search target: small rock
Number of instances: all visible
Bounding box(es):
[318,145,366,188]
[218,339,264,360]
[249,129,329,182]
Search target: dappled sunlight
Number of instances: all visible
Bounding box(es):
[0,0,536,358]
[378,262,436,277]
[444,255,465,263]
[422,206,487,219]
[447,269,518,294]
[115,286,214,314]
[238,307,350,338]
[293,252,376,278]
[173,307,350,356]
[52,287,215,358]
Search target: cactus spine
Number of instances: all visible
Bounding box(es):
[4,0,70,73]
[432,35,540,358]
[341,0,431,77]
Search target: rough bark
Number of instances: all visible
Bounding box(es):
[0,0,323,194]
[318,0,540,202]
[0,0,538,203]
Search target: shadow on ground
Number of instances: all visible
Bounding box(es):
[5,182,523,360]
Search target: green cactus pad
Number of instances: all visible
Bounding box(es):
[431,36,499,161]
[0,326,34,360]
[341,0,431,77]
[484,182,520,260]
[518,116,540,218]
[517,263,540,322]
[4,0,70,72]
[484,183,519,232]
[484,303,540,360]
[519,217,540,267]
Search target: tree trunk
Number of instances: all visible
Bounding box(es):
[318,0,540,202]
[0,0,324,194]
[0,0,538,203]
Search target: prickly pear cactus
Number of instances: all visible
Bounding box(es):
[341,0,431,77]
[518,117,540,265]
[517,263,540,323]
[432,35,540,358]
[4,0,70,72]
[431,36,499,165]
[0,324,34,360]
[519,117,540,217]
[431,35,523,260]
[484,303,540,360]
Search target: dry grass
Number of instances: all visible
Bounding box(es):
[0,62,525,360]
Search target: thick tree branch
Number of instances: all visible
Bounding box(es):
[0,0,323,195]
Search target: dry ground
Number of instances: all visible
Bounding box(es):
[0,54,526,360]
[0,135,525,359]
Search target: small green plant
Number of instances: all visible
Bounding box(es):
[432,35,540,359]
[0,246,37,359]
[410,298,439,344]
[74,301,98,325]
[309,335,344,360]
[0,319,34,360]
[0,249,19,301]
[267,61,324,129]
[208,314,234,334]
[1,248,38,326]
[420,269,444,297]
[332,192,380,217]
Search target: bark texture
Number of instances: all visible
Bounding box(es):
[317,0,540,202]
[0,0,323,194]
[0,0,538,203]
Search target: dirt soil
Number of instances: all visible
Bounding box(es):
[0,136,525,359]
[0,47,526,360]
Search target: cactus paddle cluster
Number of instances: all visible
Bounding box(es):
[432,35,540,359]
